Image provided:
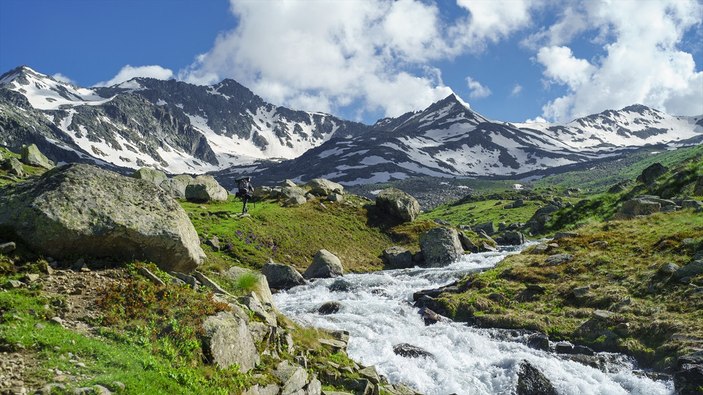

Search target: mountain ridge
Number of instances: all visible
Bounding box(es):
[1,65,701,186]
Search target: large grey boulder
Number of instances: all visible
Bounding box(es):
[617,197,661,217]
[0,164,205,272]
[280,186,308,206]
[160,175,194,199]
[202,312,260,372]
[261,261,306,290]
[131,167,167,186]
[303,249,344,279]
[306,178,344,196]
[497,231,525,245]
[376,188,421,223]
[186,175,228,202]
[274,361,308,394]
[419,227,463,267]
[20,144,54,169]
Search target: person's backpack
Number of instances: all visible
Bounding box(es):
[237,178,248,191]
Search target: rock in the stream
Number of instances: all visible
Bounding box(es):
[304,249,344,279]
[318,301,341,315]
[392,343,433,359]
[516,360,558,395]
[202,311,260,372]
[0,164,205,272]
[419,227,463,267]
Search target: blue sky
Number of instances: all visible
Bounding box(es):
[1,0,702,124]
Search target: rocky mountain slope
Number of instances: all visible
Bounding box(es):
[1,66,701,188]
[0,66,365,174]
[217,95,702,187]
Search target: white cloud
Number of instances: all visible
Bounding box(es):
[178,0,541,119]
[536,0,703,121]
[511,84,523,97]
[466,76,491,99]
[94,65,174,87]
[52,73,76,85]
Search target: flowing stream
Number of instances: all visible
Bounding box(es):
[273,248,674,395]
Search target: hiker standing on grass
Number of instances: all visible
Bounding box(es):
[237,176,254,214]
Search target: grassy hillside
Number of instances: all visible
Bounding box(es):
[431,210,703,369]
[182,195,435,273]
[533,145,703,193]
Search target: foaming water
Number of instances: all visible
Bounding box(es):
[274,249,674,395]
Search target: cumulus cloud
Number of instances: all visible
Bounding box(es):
[178,0,544,119]
[95,65,174,87]
[535,0,703,121]
[466,76,491,99]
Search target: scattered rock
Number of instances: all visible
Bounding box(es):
[525,205,560,234]
[392,343,433,359]
[375,188,421,223]
[206,236,221,251]
[553,232,578,240]
[516,360,558,395]
[327,193,344,203]
[544,253,573,266]
[682,200,703,211]
[185,175,228,202]
[137,267,165,286]
[674,363,703,395]
[224,266,274,306]
[306,178,344,196]
[131,167,167,186]
[202,311,260,372]
[458,231,478,253]
[0,241,16,254]
[304,249,344,279]
[20,143,54,169]
[473,221,495,236]
[636,162,667,185]
[0,164,205,272]
[2,157,24,177]
[674,260,703,280]
[420,227,464,267]
[418,307,443,325]
[526,333,549,351]
[284,194,308,207]
[274,361,308,395]
[617,197,662,217]
[658,263,680,275]
[382,246,414,269]
[261,261,306,290]
[3,279,23,289]
[497,231,525,245]
[318,301,341,315]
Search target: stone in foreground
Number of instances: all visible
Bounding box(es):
[202,312,259,372]
[0,164,205,272]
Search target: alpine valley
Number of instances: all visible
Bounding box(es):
[1,65,701,189]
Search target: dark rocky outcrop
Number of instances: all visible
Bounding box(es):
[516,360,557,395]
[419,227,463,267]
[303,249,344,279]
[0,164,205,272]
[496,231,525,245]
[525,205,560,234]
[375,188,421,223]
[261,261,306,290]
[636,162,667,185]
